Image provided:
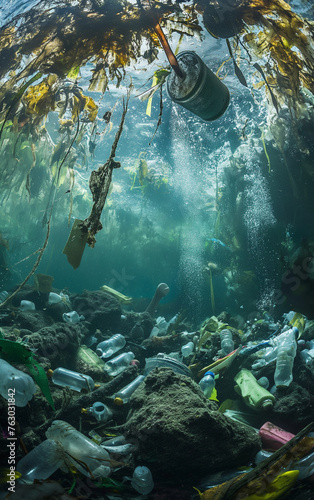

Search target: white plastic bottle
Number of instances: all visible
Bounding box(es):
[50,367,95,392]
[220,329,234,355]
[274,327,298,387]
[96,334,126,358]
[199,371,215,398]
[17,439,63,482]
[104,352,135,376]
[131,466,154,495]
[0,359,37,407]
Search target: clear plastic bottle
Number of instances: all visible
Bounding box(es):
[46,420,111,478]
[50,367,95,392]
[96,334,126,358]
[104,351,135,376]
[114,374,145,405]
[220,329,234,356]
[131,466,154,495]
[17,439,63,482]
[300,348,314,366]
[274,327,298,387]
[199,371,215,398]
[0,359,37,407]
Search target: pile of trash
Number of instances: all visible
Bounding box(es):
[0,282,314,499]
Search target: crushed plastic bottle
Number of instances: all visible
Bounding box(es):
[46,420,111,478]
[274,327,298,387]
[234,369,275,410]
[0,359,37,407]
[181,341,194,358]
[300,340,314,366]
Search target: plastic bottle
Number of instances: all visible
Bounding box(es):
[252,345,278,370]
[300,344,314,366]
[131,466,154,495]
[234,369,275,410]
[0,359,37,407]
[62,310,85,323]
[0,290,9,302]
[104,352,135,376]
[257,376,270,389]
[20,300,35,311]
[46,420,111,478]
[96,334,126,358]
[220,329,234,356]
[50,367,95,392]
[84,402,112,422]
[48,292,70,306]
[114,374,145,405]
[181,341,194,358]
[199,371,215,399]
[274,327,298,387]
[16,439,63,482]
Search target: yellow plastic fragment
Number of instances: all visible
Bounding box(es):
[242,470,299,500]
[100,285,132,303]
[146,75,158,116]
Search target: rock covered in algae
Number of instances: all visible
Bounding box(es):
[124,368,261,484]
[72,290,122,331]
[21,322,88,369]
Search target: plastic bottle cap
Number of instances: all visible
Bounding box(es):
[114,397,124,406]
[47,369,54,378]
[261,399,274,409]
[205,371,215,377]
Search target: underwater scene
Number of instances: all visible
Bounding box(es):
[1,0,314,498]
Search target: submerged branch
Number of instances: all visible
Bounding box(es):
[81,88,131,248]
[0,214,51,308]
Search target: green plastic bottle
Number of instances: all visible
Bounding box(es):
[234,369,275,410]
